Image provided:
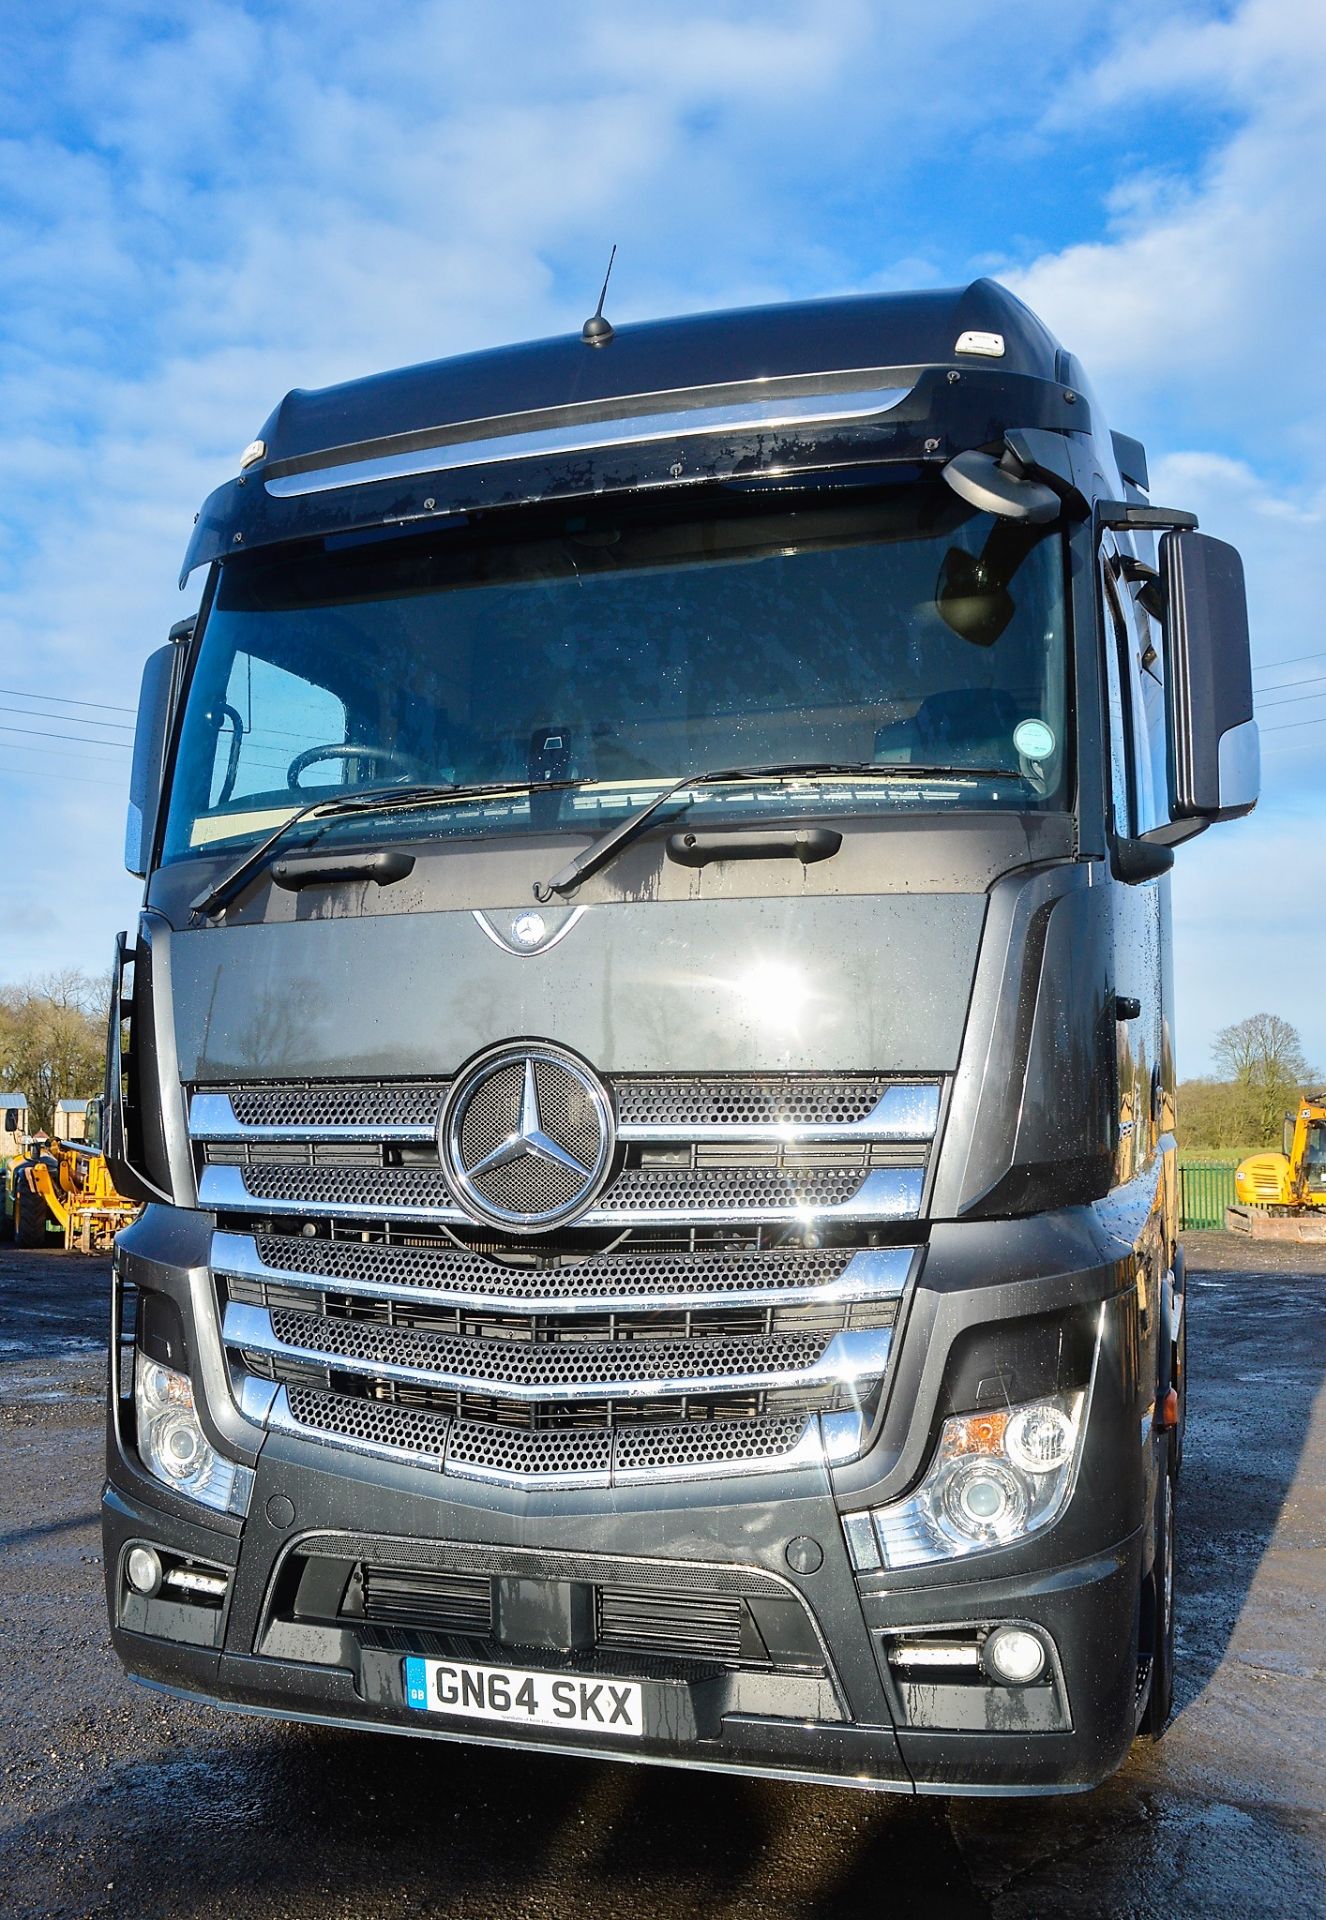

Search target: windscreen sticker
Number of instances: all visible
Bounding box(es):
[1013,718,1056,760]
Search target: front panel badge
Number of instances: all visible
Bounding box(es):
[438,1043,616,1233]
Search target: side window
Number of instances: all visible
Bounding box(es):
[214,652,348,806]
[1100,554,1134,837]
[1101,551,1166,837]
[1132,587,1170,827]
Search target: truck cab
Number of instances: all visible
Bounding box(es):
[103,279,1256,1793]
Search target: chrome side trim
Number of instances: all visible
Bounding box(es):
[189,1082,939,1148]
[209,1230,911,1316]
[616,1081,940,1144]
[189,1091,435,1145]
[222,1301,892,1404]
[265,384,912,499]
[263,1385,859,1488]
[198,1161,922,1226]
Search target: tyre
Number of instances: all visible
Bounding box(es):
[14,1182,53,1248]
[0,1191,12,1243]
[1140,1444,1176,1737]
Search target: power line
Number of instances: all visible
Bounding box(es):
[0,750,129,791]
[1259,713,1326,734]
[1253,648,1326,678]
[1254,669,1326,698]
[1256,679,1326,711]
[0,723,131,751]
[0,701,136,734]
[0,683,137,715]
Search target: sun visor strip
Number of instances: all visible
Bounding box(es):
[178,367,1089,582]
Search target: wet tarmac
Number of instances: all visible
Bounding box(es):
[1,1233,1323,1919]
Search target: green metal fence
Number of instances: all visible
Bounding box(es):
[1179,1161,1238,1230]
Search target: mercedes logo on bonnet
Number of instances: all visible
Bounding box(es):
[439,1043,615,1233]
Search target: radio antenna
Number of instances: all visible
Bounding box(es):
[581,245,617,347]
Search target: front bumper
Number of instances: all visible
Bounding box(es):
[104,1202,1149,1795]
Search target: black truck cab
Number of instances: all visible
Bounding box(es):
[103,278,1256,1793]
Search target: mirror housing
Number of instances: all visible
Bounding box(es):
[124,619,191,877]
[1161,531,1258,824]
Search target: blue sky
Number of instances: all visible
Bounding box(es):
[1,0,1323,1073]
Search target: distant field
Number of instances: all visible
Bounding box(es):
[1177,1145,1262,1165]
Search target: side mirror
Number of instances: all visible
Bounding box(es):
[1160,531,1258,824]
[125,620,191,877]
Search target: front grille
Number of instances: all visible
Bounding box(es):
[597,1587,743,1664]
[202,1070,937,1482]
[361,1566,491,1634]
[326,1559,810,1672]
[205,1075,905,1136]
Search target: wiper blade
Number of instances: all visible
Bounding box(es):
[190,779,574,922]
[531,761,1017,902]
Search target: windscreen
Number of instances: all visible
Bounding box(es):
[161,478,1070,861]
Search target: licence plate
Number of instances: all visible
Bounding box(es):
[403,1655,644,1738]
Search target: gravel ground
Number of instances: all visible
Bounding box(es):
[1,1231,1323,1919]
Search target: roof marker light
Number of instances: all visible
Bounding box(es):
[955,330,1005,358]
[239,438,267,471]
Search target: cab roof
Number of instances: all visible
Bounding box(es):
[257,278,1066,471]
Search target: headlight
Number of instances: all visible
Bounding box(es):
[845,1389,1087,1571]
[134,1353,254,1515]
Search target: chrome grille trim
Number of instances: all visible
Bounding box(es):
[264,1384,848,1488]
[188,1080,940,1148]
[223,1300,893,1403]
[209,1230,911,1315]
[199,1160,922,1226]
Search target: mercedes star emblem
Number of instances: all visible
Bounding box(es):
[438,1042,615,1233]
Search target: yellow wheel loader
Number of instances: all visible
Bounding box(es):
[4,1101,140,1253]
[1227,1095,1326,1240]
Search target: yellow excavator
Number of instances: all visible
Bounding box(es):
[1227,1094,1326,1240]
[2,1100,140,1252]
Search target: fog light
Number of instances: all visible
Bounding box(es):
[983,1625,1047,1686]
[126,1545,162,1595]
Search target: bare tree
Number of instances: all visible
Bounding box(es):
[0,970,110,1134]
[1212,1013,1316,1147]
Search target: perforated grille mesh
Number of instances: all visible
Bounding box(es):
[207,1074,909,1137]
[613,1414,809,1473]
[594,1169,865,1212]
[247,1233,856,1300]
[213,1066,925,1478]
[228,1085,444,1129]
[280,1383,825,1481]
[267,1305,828,1391]
[446,1421,614,1478]
[616,1078,888,1128]
[226,1164,871,1217]
[286,1383,450,1456]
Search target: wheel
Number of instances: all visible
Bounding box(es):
[14,1181,53,1248]
[0,1189,12,1243]
[1140,1443,1176,1737]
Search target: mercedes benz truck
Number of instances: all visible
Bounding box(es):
[103,279,1257,1794]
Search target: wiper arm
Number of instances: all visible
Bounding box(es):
[532,760,1017,902]
[190,779,575,922]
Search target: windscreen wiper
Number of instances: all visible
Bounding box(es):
[190,779,579,922]
[532,760,1016,902]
